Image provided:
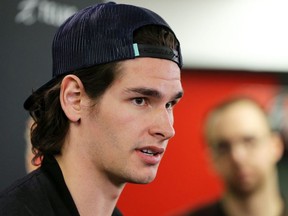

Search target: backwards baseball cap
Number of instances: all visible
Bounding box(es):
[24,2,182,109]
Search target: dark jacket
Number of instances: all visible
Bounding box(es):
[182,200,287,216]
[0,156,122,216]
[182,201,226,216]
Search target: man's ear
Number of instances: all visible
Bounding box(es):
[271,131,284,163]
[60,75,84,123]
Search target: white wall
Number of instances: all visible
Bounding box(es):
[111,0,288,72]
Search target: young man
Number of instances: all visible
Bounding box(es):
[184,97,286,216]
[0,2,183,216]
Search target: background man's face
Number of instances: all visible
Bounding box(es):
[208,102,281,197]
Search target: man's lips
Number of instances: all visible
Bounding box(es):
[136,146,165,165]
[139,146,164,155]
[233,169,253,183]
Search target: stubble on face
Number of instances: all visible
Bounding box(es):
[84,58,182,186]
[225,172,264,198]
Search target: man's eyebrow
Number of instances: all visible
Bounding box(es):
[125,87,162,98]
[125,87,183,100]
[173,91,183,100]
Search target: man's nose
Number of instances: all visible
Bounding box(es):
[149,108,175,141]
[230,144,247,164]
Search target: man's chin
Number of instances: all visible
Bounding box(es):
[130,174,156,184]
[229,181,260,198]
[127,172,157,184]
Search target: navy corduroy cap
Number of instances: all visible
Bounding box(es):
[24,2,182,109]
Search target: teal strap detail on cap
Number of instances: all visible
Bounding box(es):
[133,43,140,56]
[131,43,180,66]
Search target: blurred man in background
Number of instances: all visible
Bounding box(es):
[24,117,36,173]
[183,96,286,216]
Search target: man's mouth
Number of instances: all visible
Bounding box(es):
[139,146,164,156]
[140,149,159,156]
[136,146,165,165]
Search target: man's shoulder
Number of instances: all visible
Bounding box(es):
[182,200,226,216]
[0,168,52,215]
[0,168,44,198]
[112,207,123,216]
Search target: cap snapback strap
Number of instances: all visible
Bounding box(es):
[133,43,180,66]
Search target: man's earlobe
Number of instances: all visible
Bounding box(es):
[60,75,84,123]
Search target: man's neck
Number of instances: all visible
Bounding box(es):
[55,150,125,216]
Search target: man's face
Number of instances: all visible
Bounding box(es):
[208,102,280,197]
[81,58,182,185]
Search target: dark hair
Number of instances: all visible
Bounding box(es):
[28,25,180,165]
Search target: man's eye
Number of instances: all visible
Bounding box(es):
[166,101,176,109]
[132,98,146,106]
[214,141,230,154]
[243,137,258,148]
